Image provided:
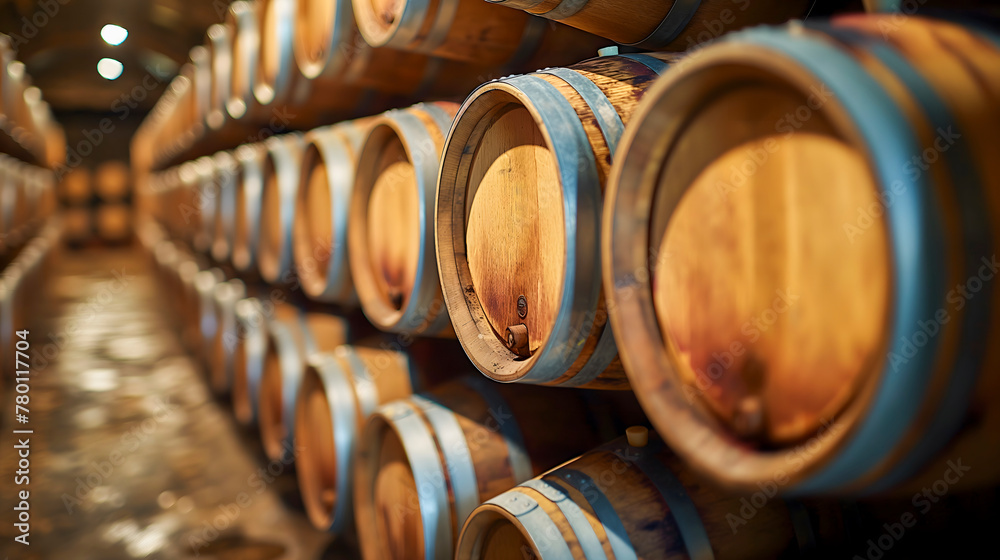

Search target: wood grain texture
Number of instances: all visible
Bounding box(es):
[466,106,563,358]
[657,131,888,445]
[457,433,823,560]
[494,0,810,50]
[350,0,605,68]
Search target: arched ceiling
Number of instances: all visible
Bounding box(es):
[0,0,229,112]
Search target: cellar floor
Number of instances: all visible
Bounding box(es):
[0,243,353,559]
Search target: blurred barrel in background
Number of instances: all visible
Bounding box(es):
[293,120,369,304]
[295,337,468,533]
[232,142,269,274]
[258,133,306,284]
[258,308,350,460]
[94,159,130,202]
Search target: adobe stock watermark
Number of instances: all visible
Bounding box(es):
[4,0,71,51]
[853,458,970,560]
[873,0,935,38]
[887,254,997,372]
[55,65,172,180]
[842,126,961,244]
[714,82,835,199]
[726,416,844,534]
[61,397,178,514]
[683,289,800,404]
[187,440,300,556]
[386,395,517,525]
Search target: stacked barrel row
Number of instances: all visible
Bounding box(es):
[0,34,66,169]
[134,3,1000,560]
[130,0,619,172]
[0,156,57,255]
[0,217,62,411]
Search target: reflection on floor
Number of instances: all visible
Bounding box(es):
[0,244,354,559]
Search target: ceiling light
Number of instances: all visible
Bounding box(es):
[101,24,128,46]
[98,58,124,80]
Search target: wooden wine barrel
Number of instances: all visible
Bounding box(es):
[348,102,458,336]
[603,16,1000,495]
[258,133,306,283]
[458,428,843,560]
[61,166,92,205]
[176,255,203,352]
[43,112,66,170]
[258,309,350,461]
[295,337,467,533]
[0,34,10,118]
[94,203,133,244]
[0,157,21,242]
[61,206,92,245]
[290,0,488,108]
[487,0,811,51]
[231,142,268,273]
[210,279,247,395]
[206,23,233,131]
[94,159,130,202]
[189,45,212,135]
[193,156,219,254]
[22,165,53,231]
[437,53,674,389]
[151,167,181,239]
[33,167,57,222]
[194,268,227,368]
[175,157,212,253]
[226,0,263,121]
[3,61,30,140]
[0,232,55,378]
[20,86,47,159]
[255,0,368,119]
[152,241,184,327]
[210,150,239,263]
[231,296,271,425]
[353,378,606,560]
[13,165,34,235]
[9,163,35,240]
[349,0,605,67]
[293,120,369,304]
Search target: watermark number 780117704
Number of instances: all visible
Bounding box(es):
[12,329,33,546]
